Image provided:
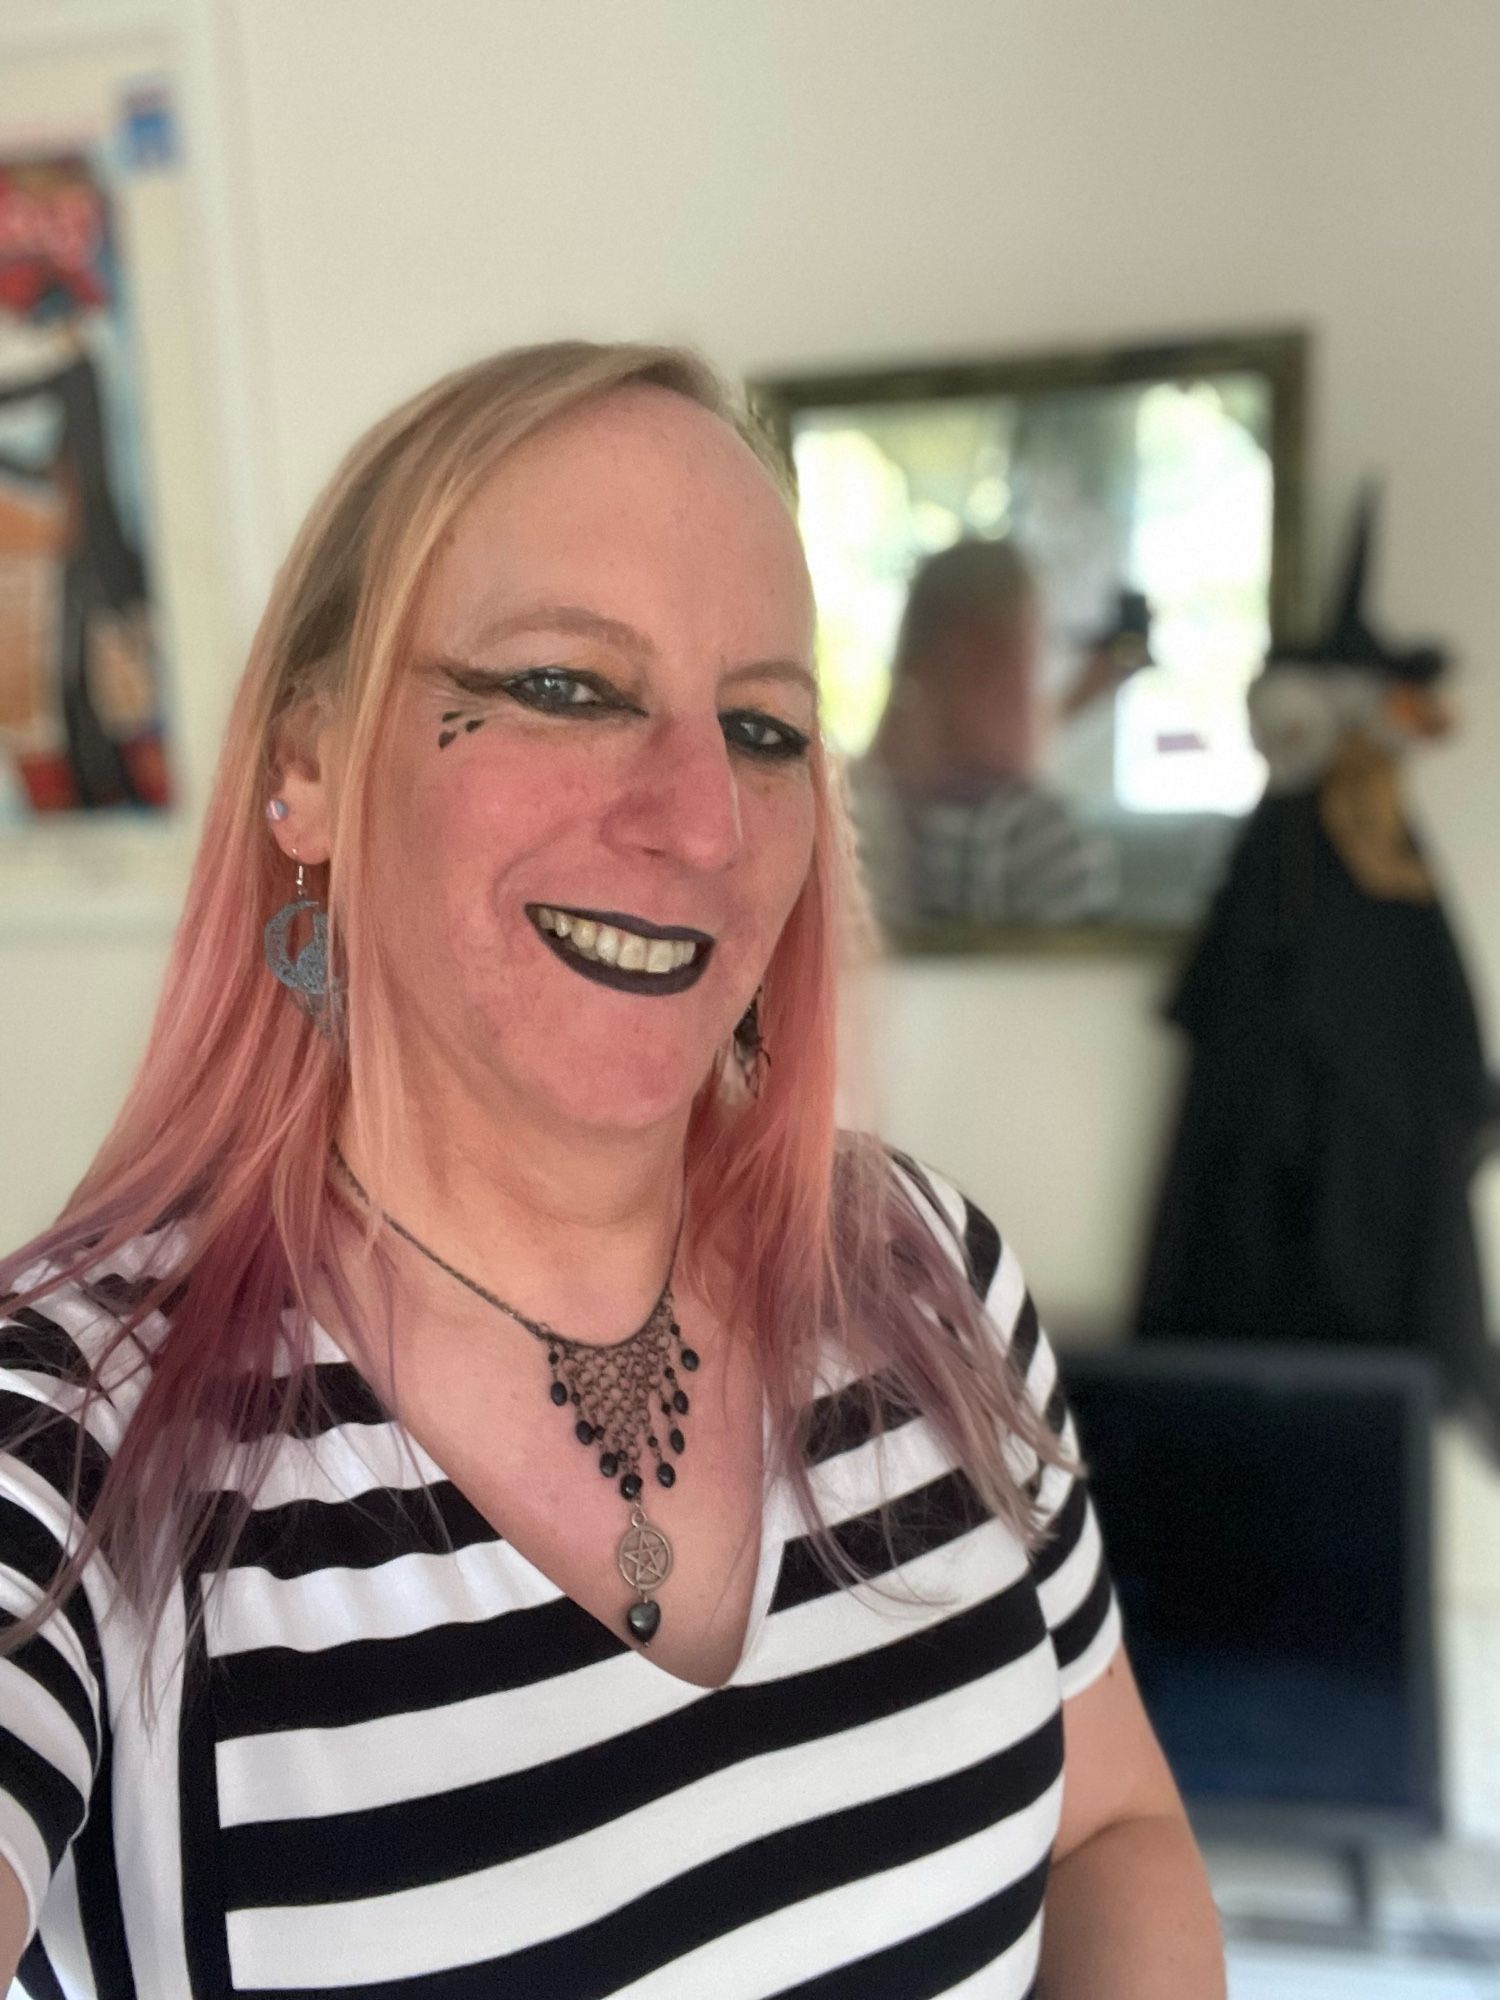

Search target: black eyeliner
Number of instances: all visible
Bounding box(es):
[440,665,517,698]
[440,664,644,714]
[431,665,806,755]
[720,709,811,760]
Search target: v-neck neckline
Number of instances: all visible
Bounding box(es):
[311,1317,793,1694]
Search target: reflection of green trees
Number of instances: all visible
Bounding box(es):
[817,607,893,755]
[794,377,1273,798]
[795,401,1022,754]
[1213,373,1273,447]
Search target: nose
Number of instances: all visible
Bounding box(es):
[600,713,743,875]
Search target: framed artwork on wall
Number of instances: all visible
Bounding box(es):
[0,9,241,936]
[0,142,173,820]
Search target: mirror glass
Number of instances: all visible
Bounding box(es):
[753,334,1306,946]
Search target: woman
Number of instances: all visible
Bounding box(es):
[0,342,1224,1996]
[849,540,1117,930]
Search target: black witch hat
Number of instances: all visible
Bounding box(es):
[1271,487,1449,684]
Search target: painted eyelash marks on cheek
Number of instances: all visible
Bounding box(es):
[437,710,489,750]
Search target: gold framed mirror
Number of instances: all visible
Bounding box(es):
[751,329,1308,953]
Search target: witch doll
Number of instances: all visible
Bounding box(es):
[1134,493,1498,1418]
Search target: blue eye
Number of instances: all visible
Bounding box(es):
[721,710,810,760]
[504,669,610,711]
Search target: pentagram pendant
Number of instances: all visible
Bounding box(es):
[618,1508,673,1645]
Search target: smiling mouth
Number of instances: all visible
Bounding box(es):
[526,905,715,996]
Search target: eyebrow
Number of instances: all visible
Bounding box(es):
[468,604,648,654]
[719,659,819,699]
[463,602,817,699]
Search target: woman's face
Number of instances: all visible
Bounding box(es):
[935,599,1047,786]
[366,385,819,1140]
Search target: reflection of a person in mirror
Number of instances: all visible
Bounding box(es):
[848,539,1142,928]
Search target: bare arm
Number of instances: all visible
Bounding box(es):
[0,1854,31,1987]
[1040,1649,1225,1998]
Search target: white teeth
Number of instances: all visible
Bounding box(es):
[534,908,703,975]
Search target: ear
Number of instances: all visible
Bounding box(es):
[267,694,342,866]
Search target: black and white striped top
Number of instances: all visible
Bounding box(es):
[0,1166,1120,1998]
[847,758,1117,929]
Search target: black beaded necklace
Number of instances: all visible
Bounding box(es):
[333,1154,698,1647]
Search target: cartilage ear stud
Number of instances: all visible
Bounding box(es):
[266,798,290,822]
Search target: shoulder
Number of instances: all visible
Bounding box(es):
[875,1150,1074,1474]
[842,754,916,924]
[877,1146,1044,1374]
[0,1230,183,1450]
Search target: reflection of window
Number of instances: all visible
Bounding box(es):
[791,424,910,757]
[791,375,1274,816]
[1117,381,1270,814]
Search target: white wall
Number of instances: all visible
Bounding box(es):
[2,0,1498,1830]
[9,0,1500,1307]
[224,0,1500,1307]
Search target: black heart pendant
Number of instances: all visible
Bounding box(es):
[626,1598,662,1645]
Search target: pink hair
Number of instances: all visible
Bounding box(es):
[1,341,1067,1659]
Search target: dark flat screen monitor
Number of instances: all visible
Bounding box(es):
[1058,1341,1442,1846]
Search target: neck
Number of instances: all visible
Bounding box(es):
[337,1080,691,1348]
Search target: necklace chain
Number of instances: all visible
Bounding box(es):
[334,1155,680,1355]
[330,1150,697,1649]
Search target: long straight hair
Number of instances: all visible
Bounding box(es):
[0,340,1069,1659]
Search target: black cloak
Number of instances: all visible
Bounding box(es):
[1134,784,1496,1408]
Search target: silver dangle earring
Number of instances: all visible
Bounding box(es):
[263,853,337,1028]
